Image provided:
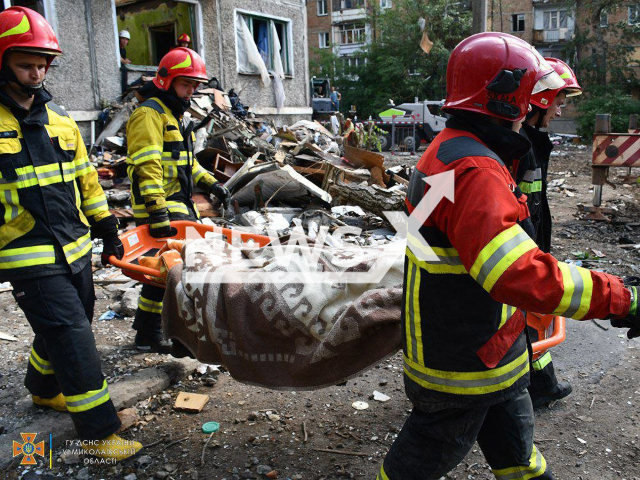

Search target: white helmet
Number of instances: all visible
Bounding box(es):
[119,30,130,40]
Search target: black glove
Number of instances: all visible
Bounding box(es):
[148,210,177,238]
[92,216,125,267]
[610,285,639,339]
[209,182,230,209]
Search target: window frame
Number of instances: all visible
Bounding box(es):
[511,13,525,32]
[318,31,330,49]
[235,9,294,78]
[629,4,639,25]
[317,0,328,16]
[599,8,608,28]
[380,0,392,9]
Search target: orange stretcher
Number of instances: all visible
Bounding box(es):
[108,220,272,288]
[526,312,566,357]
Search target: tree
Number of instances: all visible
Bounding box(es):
[310,0,472,119]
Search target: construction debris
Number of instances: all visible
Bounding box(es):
[91,83,408,242]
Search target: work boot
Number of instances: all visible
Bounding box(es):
[530,381,572,409]
[81,433,142,462]
[135,330,171,354]
[32,393,67,412]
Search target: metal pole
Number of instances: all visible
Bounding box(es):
[592,114,611,208]
[391,115,396,153]
[412,115,416,154]
[472,0,488,33]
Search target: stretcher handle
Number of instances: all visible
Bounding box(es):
[531,315,566,355]
[108,255,163,278]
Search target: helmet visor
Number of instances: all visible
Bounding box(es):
[531,57,565,95]
[563,87,582,97]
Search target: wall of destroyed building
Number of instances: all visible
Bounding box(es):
[41,0,120,124]
[213,0,312,124]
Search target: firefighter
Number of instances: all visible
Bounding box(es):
[517,58,583,408]
[177,33,191,48]
[126,47,229,353]
[378,32,638,480]
[0,7,141,460]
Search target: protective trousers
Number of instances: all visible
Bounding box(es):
[12,262,121,440]
[132,283,164,334]
[378,389,554,480]
[527,325,558,393]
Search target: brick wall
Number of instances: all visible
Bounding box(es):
[307,0,333,65]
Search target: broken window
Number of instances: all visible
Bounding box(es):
[236,13,292,76]
[511,13,525,32]
[116,0,200,66]
[317,0,328,16]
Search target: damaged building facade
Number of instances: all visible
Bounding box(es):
[14,0,311,137]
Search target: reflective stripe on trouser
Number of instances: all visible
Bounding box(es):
[12,263,120,440]
[527,325,559,392]
[380,389,554,480]
[133,283,165,333]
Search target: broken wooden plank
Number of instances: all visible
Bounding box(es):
[95,103,134,146]
[329,181,405,220]
[0,331,17,342]
[174,392,210,413]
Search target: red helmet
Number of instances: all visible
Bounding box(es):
[177,33,191,44]
[0,6,61,71]
[443,32,564,121]
[153,47,207,90]
[530,58,582,109]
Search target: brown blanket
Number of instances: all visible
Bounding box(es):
[162,235,404,390]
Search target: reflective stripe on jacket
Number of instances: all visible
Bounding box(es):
[404,127,630,409]
[125,97,216,222]
[0,101,109,280]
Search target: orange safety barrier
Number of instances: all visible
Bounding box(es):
[526,312,566,358]
[108,220,272,288]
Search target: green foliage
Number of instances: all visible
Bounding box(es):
[575,87,640,138]
[310,0,472,119]
[352,122,387,151]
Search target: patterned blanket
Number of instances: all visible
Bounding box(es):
[162,235,404,390]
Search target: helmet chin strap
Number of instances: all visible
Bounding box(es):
[0,64,44,97]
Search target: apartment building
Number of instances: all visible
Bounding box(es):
[307,0,392,70]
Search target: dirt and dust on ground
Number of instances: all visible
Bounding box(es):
[0,142,638,480]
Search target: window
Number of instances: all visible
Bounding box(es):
[512,13,525,32]
[319,32,330,49]
[317,0,328,16]
[343,56,364,73]
[380,0,392,8]
[116,0,200,66]
[340,0,365,9]
[543,10,568,30]
[236,12,293,76]
[0,0,44,15]
[338,23,366,45]
[630,4,639,25]
[599,9,608,27]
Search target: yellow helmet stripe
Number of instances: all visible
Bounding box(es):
[0,14,30,39]
[560,71,572,79]
[170,53,192,70]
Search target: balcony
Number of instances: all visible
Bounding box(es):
[338,27,366,45]
[533,28,573,43]
[332,0,366,10]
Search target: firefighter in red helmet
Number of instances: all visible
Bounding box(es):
[377,32,638,479]
[0,7,141,460]
[515,58,583,408]
[126,47,229,353]
[177,32,191,48]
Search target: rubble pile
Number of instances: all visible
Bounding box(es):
[91,85,410,244]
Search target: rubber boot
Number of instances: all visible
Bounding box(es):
[81,433,142,461]
[135,329,172,354]
[32,393,67,412]
[530,381,572,409]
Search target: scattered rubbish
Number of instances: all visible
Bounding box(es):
[174,392,210,413]
[202,421,220,434]
[0,331,17,342]
[577,437,588,444]
[98,310,124,321]
[117,407,140,432]
[351,401,369,410]
[372,391,390,402]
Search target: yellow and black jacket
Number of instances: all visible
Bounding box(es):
[125,96,216,224]
[0,90,110,281]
